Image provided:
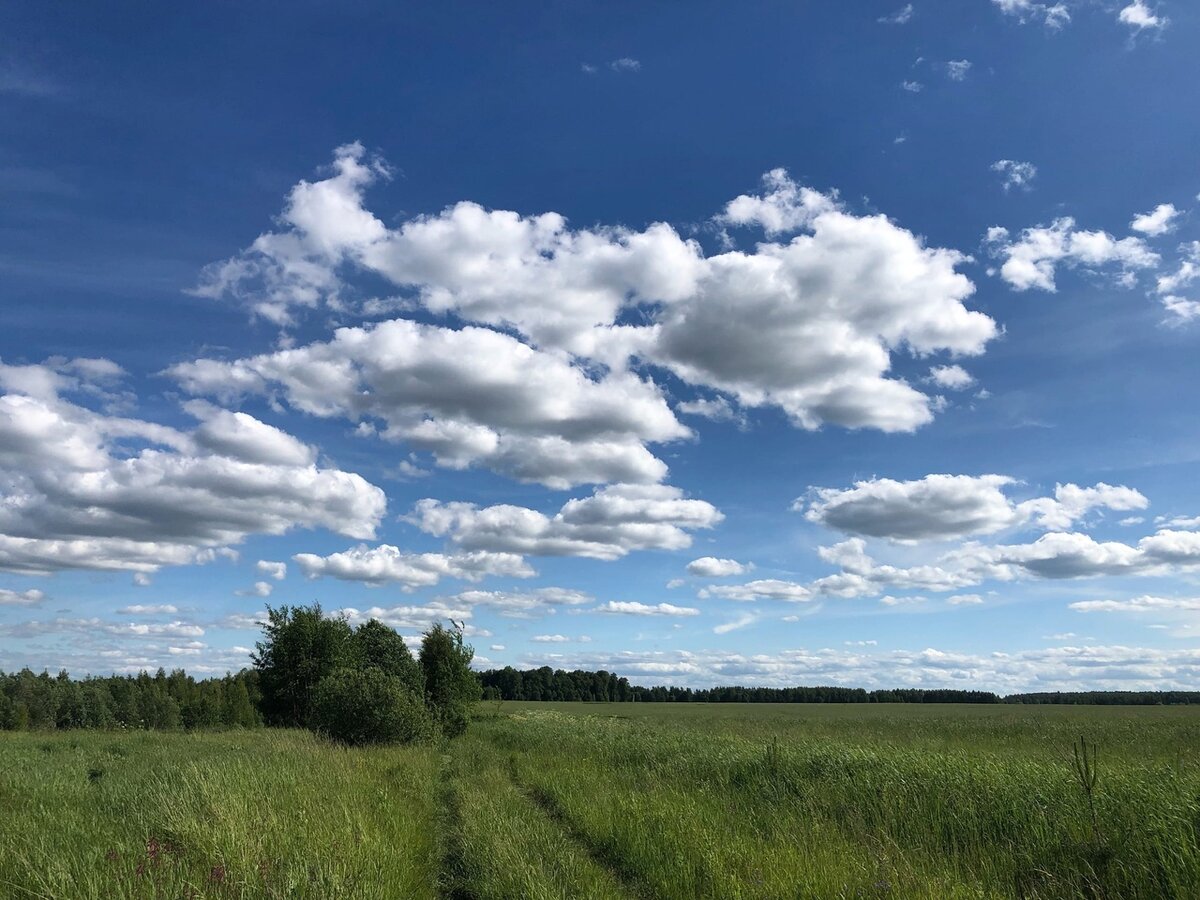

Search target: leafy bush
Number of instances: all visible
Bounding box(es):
[311,667,430,746]
[419,623,481,738]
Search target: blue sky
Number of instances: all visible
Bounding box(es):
[2,0,1199,691]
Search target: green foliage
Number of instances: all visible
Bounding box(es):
[353,617,423,693]
[311,667,431,746]
[253,603,355,727]
[419,623,481,738]
[0,667,261,732]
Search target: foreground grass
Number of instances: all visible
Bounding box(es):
[477,703,1200,899]
[4,704,1200,898]
[0,729,440,899]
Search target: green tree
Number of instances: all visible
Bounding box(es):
[253,604,356,727]
[222,676,260,728]
[419,622,480,738]
[353,618,422,694]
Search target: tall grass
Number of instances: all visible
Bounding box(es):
[477,705,1200,899]
[3,704,1199,898]
[0,730,441,899]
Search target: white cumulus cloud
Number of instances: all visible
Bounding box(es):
[408,483,722,561]
[293,544,534,589]
[686,556,750,577]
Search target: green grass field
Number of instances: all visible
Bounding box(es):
[4,703,1199,899]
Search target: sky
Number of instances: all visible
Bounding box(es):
[2,0,1199,692]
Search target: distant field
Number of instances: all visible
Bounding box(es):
[4,703,1200,898]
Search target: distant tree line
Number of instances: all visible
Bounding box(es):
[478,666,1200,705]
[0,668,261,732]
[1002,691,1200,705]
[478,667,1002,703]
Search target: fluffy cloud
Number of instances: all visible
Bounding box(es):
[671,171,994,433]
[236,582,274,598]
[946,594,984,606]
[709,520,1196,603]
[189,148,997,460]
[1071,595,1200,614]
[702,579,814,602]
[256,560,287,580]
[0,360,386,575]
[0,588,45,607]
[171,319,687,489]
[532,634,572,643]
[409,483,722,560]
[1155,241,1200,324]
[811,539,979,596]
[293,543,534,589]
[1118,1,1167,32]
[987,218,1159,292]
[800,474,1146,541]
[592,601,700,617]
[0,618,205,639]
[991,160,1037,192]
[1130,203,1178,236]
[441,587,591,618]
[958,529,1200,581]
[927,365,975,390]
[686,556,750,577]
[675,396,743,424]
[334,602,472,631]
[190,142,389,325]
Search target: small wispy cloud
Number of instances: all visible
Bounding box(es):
[946,60,972,81]
[0,63,62,98]
[878,4,914,25]
[582,58,642,76]
[991,159,1038,192]
[714,612,758,635]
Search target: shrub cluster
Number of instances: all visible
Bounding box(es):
[253,605,480,746]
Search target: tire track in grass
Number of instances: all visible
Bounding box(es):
[436,752,475,900]
[507,763,651,900]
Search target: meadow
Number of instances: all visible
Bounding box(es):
[3,702,1199,899]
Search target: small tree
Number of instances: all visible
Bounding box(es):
[253,604,355,727]
[311,668,430,746]
[419,622,481,738]
[353,619,423,694]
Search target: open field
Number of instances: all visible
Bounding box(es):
[4,703,1200,899]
